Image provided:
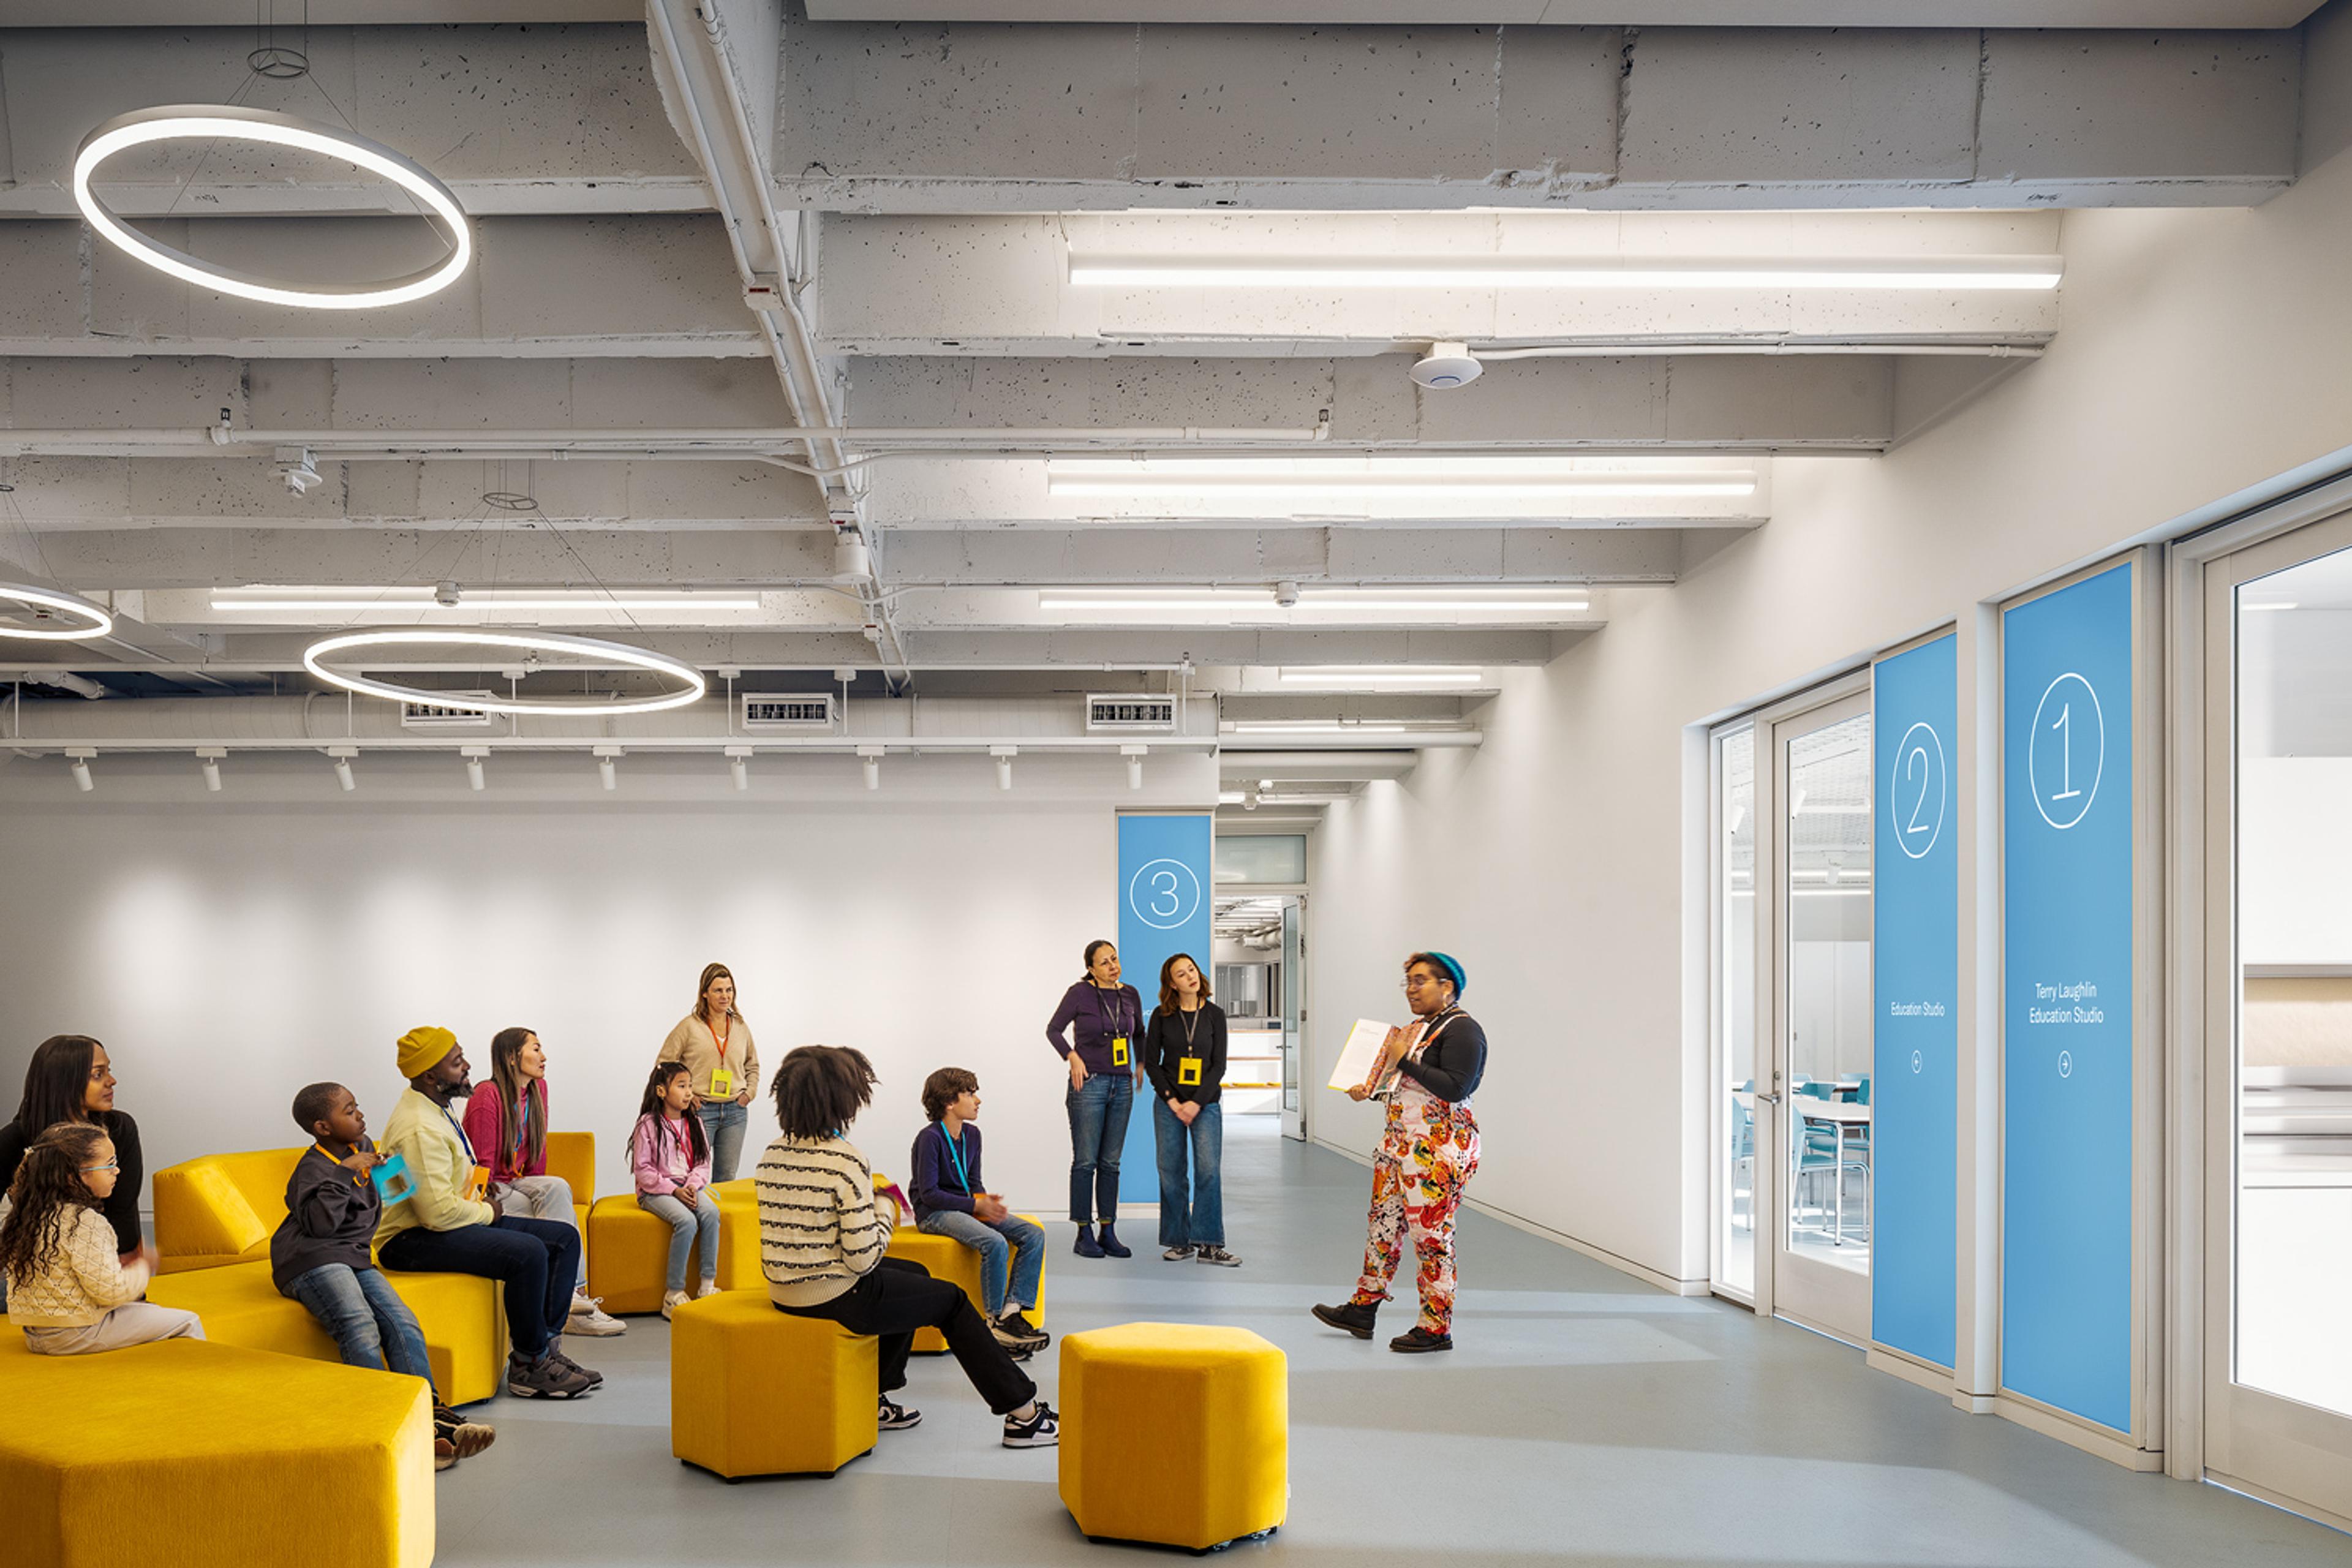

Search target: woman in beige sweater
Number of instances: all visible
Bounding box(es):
[658,962,759,1183]
[1,1123,202,1354]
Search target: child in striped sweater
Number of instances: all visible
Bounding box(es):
[755,1045,1057,1448]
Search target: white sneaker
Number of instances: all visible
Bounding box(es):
[661,1289,692,1320]
[693,1279,721,1300]
[567,1295,627,1336]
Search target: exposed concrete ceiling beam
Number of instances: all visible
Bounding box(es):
[817,212,2060,354]
[774,20,2302,210]
[0,218,764,359]
[21,521,1674,587]
[0,24,704,216]
[849,354,1892,451]
[802,3,2324,22]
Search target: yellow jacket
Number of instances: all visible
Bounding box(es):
[374,1087,496,1245]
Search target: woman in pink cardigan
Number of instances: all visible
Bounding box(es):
[462,1027,624,1336]
[633,1061,720,1317]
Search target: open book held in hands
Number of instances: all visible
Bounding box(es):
[1327,1017,1406,1096]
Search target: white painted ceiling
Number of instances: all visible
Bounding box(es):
[803,2,2324,24]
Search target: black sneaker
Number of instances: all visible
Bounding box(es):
[1311,1300,1378,1340]
[506,1352,595,1399]
[994,1310,1050,1350]
[878,1397,922,1431]
[1195,1246,1241,1267]
[1002,1399,1060,1449]
[433,1404,497,1461]
[1163,1244,1196,1261]
[1390,1325,1453,1354]
[1096,1227,1132,1259]
[545,1347,603,1387]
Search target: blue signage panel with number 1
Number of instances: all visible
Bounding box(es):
[2000,562,2135,1433]
[1115,813,1214,1206]
[1872,633,1957,1370]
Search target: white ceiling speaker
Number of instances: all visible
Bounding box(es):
[1409,342,1483,390]
[832,530,874,586]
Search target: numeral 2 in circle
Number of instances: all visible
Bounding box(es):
[1904,744,1932,839]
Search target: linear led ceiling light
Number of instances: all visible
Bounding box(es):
[212,589,761,613]
[0,582,116,641]
[1278,666,1487,686]
[1069,253,2063,291]
[74,105,473,311]
[1046,458,1754,499]
[303,628,707,718]
[1037,589,1589,615]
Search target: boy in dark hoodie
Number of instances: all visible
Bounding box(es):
[273,1080,496,1471]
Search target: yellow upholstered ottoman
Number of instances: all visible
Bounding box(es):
[148,1256,508,1406]
[0,1330,433,1568]
[714,1178,762,1291]
[883,1219,1049,1353]
[669,1291,878,1480]
[1059,1323,1287,1553]
[587,1193,722,1314]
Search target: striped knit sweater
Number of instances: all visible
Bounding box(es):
[754,1134,894,1307]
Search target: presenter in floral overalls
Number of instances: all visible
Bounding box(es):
[1313,951,1487,1353]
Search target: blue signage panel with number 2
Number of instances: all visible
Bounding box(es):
[2001,563,2134,1433]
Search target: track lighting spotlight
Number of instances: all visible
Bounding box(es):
[197,747,225,793]
[67,748,94,791]
[462,747,488,792]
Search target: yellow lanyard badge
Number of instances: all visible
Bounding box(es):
[1111,1036,1130,1067]
[1177,1057,1203,1087]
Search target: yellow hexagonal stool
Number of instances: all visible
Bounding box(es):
[883,1219,1049,1353]
[670,1290,878,1480]
[1059,1322,1287,1553]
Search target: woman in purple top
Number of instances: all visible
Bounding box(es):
[1045,939,1144,1258]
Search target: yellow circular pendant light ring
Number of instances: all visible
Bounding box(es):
[73,105,473,311]
[303,628,707,718]
[0,582,117,642]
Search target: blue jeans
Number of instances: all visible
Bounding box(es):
[697,1099,748,1184]
[379,1214,579,1361]
[638,1189,721,1291]
[1152,1099,1225,1247]
[285,1262,437,1393]
[916,1208,1046,1316]
[1066,1070,1134,1224]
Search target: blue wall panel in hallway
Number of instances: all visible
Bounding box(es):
[1115,812,1213,1206]
[1873,632,1958,1370]
[2000,563,2135,1433]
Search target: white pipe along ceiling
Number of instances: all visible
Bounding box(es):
[0,4,2339,811]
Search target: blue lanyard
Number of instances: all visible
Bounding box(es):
[511,1085,533,1163]
[442,1106,475,1164]
[938,1123,972,1194]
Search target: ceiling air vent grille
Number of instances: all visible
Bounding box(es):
[742,693,839,731]
[400,695,496,729]
[1086,694,1178,733]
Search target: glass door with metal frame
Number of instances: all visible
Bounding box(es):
[1773,692,1875,1340]
[2201,511,2352,1528]
[1281,900,1305,1142]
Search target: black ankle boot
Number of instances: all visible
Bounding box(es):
[1311,1300,1378,1340]
[1097,1225,1132,1258]
[1073,1224,1104,1258]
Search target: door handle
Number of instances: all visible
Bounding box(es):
[1753,1091,1781,1106]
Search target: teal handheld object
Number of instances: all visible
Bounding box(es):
[371,1152,415,1204]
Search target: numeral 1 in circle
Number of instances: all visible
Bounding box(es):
[2050,703,2081,802]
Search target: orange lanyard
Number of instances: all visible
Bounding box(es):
[710,1016,731,1065]
[314,1142,365,1187]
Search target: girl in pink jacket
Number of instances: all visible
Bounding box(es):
[633,1062,720,1317]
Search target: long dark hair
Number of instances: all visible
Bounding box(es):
[639,1062,709,1167]
[1156,952,1212,1017]
[0,1122,106,1284]
[772,1046,876,1140]
[11,1035,105,1140]
[489,1027,545,1173]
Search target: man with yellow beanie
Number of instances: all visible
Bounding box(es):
[375,1026,600,1400]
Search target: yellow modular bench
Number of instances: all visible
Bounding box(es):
[155,1133,596,1275]
[0,1327,434,1568]
[882,1219,1049,1353]
[586,1193,725,1314]
[670,1290,878,1480]
[148,1259,507,1406]
[1059,1322,1288,1553]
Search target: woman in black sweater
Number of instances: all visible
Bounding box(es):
[1313,951,1487,1354]
[0,1036,145,1291]
[1144,953,1237,1267]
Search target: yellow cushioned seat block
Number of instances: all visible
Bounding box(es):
[669,1289,877,1479]
[587,1193,717,1314]
[1058,1322,1288,1553]
[153,1148,301,1273]
[543,1130,596,1234]
[884,1219,1049,1352]
[713,1178,761,1291]
[146,1257,507,1406]
[0,1328,433,1568]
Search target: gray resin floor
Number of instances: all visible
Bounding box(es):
[437,1118,2351,1566]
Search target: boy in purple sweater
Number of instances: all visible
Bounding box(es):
[910,1069,1049,1355]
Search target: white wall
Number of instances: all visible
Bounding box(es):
[1308,137,2352,1287]
[0,747,1215,1210]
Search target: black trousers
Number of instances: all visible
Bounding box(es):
[777,1257,1036,1415]
[379,1214,579,1361]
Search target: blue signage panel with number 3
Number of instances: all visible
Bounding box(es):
[1115,813,1214,1205]
[2001,563,2135,1433]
